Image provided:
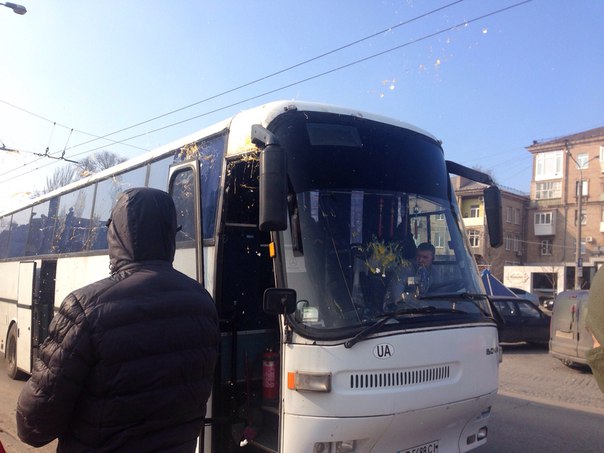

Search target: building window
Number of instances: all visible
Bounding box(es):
[505,233,513,251]
[535,212,553,225]
[535,150,563,181]
[574,209,587,226]
[469,204,480,218]
[575,180,589,197]
[434,231,444,248]
[468,230,480,247]
[514,234,521,252]
[540,240,553,256]
[535,181,561,199]
[506,206,513,223]
[514,208,521,225]
[577,153,589,169]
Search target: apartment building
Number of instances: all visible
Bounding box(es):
[509,125,604,293]
[452,176,528,280]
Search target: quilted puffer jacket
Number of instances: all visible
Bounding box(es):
[16,187,219,452]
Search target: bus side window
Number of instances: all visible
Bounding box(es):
[174,134,226,240]
[8,208,32,258]
[171,169,197,243]
[147,157,172,190]
[25,200,55,256]
[0,215,11,258]
[116,166,147,194]
[89,179,114,250]
[198,135,225,240]
[53,185,95,253]
[88,168,147,251]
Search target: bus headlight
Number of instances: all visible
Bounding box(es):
[288,371,331,392]
[313,440,357,452]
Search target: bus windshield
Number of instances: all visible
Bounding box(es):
[283,190,488,338]
[272,111,490,339]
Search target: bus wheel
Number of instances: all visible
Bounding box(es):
[7,324,24,380]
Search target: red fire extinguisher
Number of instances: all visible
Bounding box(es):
[262,348,279,404]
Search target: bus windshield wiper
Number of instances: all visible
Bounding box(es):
[417,292,491,317]
[344,306,461,349]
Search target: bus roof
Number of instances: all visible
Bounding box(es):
[1,100,439,217]
[225,100,439,156]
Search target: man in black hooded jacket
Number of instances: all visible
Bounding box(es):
[16,187,219,452]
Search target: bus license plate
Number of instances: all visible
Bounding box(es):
[399,440,439,453]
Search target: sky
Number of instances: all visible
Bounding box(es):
[0,0,603,213]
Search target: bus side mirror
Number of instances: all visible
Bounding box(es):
[252,124,288,231]
[445,160,503,248]
[484,185,503,248]
[263,288,297,315]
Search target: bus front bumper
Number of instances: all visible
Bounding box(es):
[281,390,495,453]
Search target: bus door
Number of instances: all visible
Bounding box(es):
[212,155,280,452]
[32,261,57,361]
[168,158,210,452]
[168,159,204,284]
[17,261,36,374]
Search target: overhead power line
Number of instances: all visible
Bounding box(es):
[0,0,533,186]
[0,98,149,153]
[62,0,469,153]
[0,0,471,183]
[0,0,468,167]
[64,0,534,162]
[0,98,150,181]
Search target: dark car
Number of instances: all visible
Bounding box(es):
[491,297,551,345]
[541,299,555,311]
[508,287,540,306]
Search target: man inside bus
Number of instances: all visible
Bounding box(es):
[415,242,435,293]
[16,187,219,452]
[384,241,435,310]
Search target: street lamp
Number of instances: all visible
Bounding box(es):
[0,2,27,15]
[0,140,20,153]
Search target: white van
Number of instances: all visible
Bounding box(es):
[549,290,593,366]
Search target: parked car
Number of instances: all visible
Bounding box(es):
[541,299,555,311]
[508,287,540,306]
[491,296,551,345]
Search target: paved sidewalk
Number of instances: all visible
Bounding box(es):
[498,343,604,413]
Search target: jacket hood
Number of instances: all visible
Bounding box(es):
[108,188,177,273]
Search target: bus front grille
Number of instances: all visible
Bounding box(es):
[349,365,451,389]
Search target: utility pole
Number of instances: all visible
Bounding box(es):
[565,141,582,289]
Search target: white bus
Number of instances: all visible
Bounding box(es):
[1,101,503,453]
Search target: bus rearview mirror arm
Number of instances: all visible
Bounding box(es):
[446,160,503,248]
[252,124,288,231]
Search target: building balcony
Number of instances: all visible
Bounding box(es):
[463,216,484,227]
[534,223,556,236]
